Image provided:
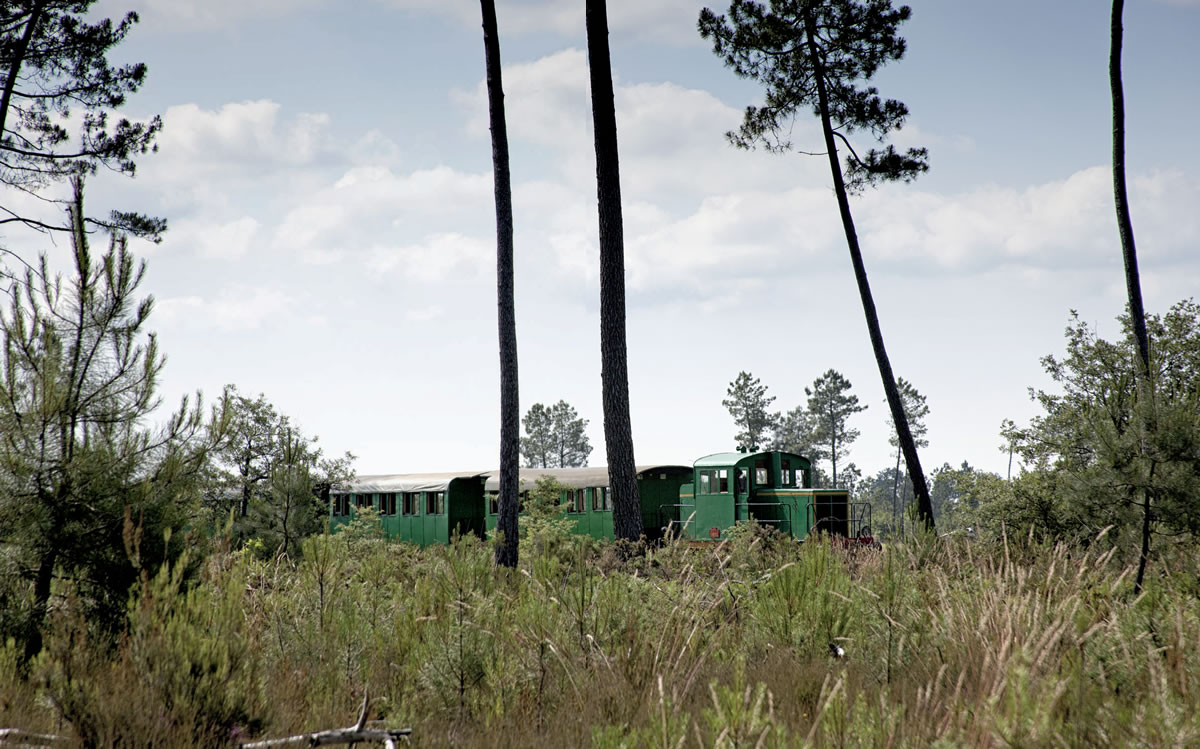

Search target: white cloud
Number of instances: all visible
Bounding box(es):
[271,165,493,278]
[855,167,1200,272]
[155,287,295,332]
[169,216,261,261]
[366,233,491,282]
[154,101,332,174]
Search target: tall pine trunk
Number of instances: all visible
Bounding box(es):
[1110,0,1152,593]
[803,10,934,531]
[891,443,901,532]
[586,0,642,541]
[25,546,57,661]
[480,0,520,568]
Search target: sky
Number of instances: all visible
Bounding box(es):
[10,0,1200,483]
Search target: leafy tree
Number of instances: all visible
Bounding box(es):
[773,404,825,464]
[586,0,641,541]
[1004,302,1200,559]
[700,0,935,530]
[805,369,865,488]
[722,371,778,452]
[520,400,593,468]
[840,461,862,498]
[0,180,214,659]
[0,1,163,245]
[519,476,576,560]
[885,377,928,532]
[856,466,899,537]
[479,0,520,568]
[927,461,1003,535]
[999,418,1018,481]
[205,386,354,556]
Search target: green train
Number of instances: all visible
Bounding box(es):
[329,450,873,546]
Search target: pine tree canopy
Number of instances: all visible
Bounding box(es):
[698,0,928,192]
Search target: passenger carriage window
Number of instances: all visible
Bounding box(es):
[384,493,396,515]
[591,488,600,511]
[488,492,499,515]
[425,491,444,515]
[401,492,415,515]
[566,489,584,513]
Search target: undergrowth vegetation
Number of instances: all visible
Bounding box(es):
[2,523,1197,747]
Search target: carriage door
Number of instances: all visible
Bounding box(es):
[735,468,750,523]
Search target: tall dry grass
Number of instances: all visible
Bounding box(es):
[1,522,1197,747]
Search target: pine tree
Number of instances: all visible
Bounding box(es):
[520,401,592,468]
[805,369,866,488]
[700,0,936,530]
[722,371,778,452]
[586,0,642,541]
[479,0,520,568]
[0,1,163,243]
[0,179,215,659]
[1109,0,1153,594]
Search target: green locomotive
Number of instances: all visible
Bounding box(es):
[329,450,872,546]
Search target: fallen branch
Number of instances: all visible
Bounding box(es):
[238,727,412,748]
[0,728,64,745]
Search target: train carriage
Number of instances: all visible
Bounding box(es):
[481,465,692,541]
[330,472,487,546]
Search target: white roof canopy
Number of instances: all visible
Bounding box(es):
[339,472,484,493]
[335,465,691,494]
[483,465,690,492]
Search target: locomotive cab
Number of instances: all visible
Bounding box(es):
[670,451,870,542]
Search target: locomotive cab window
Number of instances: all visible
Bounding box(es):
[488,492,499,515]
[698,469,728,494]
[754,460,769,486]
